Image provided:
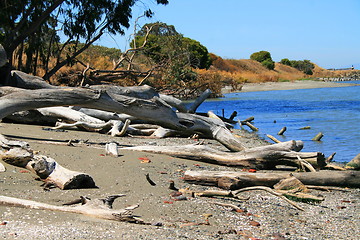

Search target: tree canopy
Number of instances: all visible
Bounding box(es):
[250,50,275,70]
[0,0,168,82]
[280,58,315,75]
[133,22,211,70]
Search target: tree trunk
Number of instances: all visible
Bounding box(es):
[183,170,360,189]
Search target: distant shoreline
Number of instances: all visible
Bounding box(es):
[238,80,359,93]
[221,80,359,94]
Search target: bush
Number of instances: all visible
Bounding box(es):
[289,59,315,75]
[250,51,272,63]
[250,50,274,70]
[280,58,291,66]
[261,58,275,70]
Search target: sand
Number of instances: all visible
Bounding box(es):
[240,80,359,93]
[0,80,359,239]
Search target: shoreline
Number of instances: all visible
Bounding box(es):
[1,109,359,239]
[222,80,359,94]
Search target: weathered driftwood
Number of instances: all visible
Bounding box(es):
[0,147,96,189]
[122,140,325,170]
[232,186,304,210]
[38,107,105,124]
[0,162,5,172]
[184,170,360,189]
[10,70,57,89]
[277,127,287,135]
[0,86,245,151]
[239,120,258,131]
[105,142,119,157]
[0,195,144,223]
[187,89,212,113]
[3,110,58,125]
[346,153,360,170]
[266,134,281,143]
[312,132,324,141]
[0,135,96,189]
[297,155,317,172]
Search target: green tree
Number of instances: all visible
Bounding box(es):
[289,59,315,75]
[250,50,272,63]
[261,58,275,70]
[182,37,212,69]
[133,22,211,69]
[280,58,291,66]
[250,50,275,70]
[0,0,169,82]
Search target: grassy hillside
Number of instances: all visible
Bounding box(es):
[206,54,340,83]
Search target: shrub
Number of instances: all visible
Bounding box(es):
[250,51,272,63]
[261,58,275,70]
[289,59,315,75]
[280,58,291,66]
[250,50,274,70]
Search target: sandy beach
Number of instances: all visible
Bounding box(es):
[0,80,359,239]
[240,80,359,93]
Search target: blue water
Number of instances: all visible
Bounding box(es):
[196,82,360,163]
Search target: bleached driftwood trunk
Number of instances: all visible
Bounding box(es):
[123,140,326,170]
[183,170,360,189]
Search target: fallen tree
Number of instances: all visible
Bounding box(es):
[122,140,326,170]
[183,170,360,189]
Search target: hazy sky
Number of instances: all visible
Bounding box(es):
[98,0,360,69]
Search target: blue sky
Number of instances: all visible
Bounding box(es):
[98,0,360,69]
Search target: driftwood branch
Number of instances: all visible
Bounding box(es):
[233,186,304,211]
[0,195,144,223]
[123,140,325,170]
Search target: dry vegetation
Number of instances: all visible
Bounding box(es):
[208,54,343,84]
[17,44,347,95]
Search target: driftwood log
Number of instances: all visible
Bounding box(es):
[0,86,245,151]
[0,135,96,189]
[184,170,360,189]
[346,153,360,170]
[0,195,144,223]
[123,140,326,170]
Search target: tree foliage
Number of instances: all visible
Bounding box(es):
[280,58,315,75]
[280,58,291,66]
[133,22,211,70]
[250,50,275,70]
[0,0,169,82]
[129,22,211,91]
